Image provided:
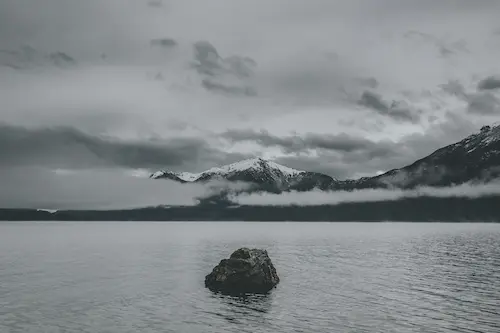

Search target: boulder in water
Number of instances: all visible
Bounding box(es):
[205,248,280,294]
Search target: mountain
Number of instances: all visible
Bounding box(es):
[342,124,500,190]
[151,157,336,192]
[3,126,499,221]
[152,124,500,193]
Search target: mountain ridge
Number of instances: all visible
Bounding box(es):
[2,125,499,221]
[152,157,336,192]
[356,124,500,189]
[152,124,500,193]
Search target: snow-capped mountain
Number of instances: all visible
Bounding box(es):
[343,123,500,189]
[151,157,336,192]
[152,124,500,194]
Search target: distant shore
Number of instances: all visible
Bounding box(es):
[1,195,499,222]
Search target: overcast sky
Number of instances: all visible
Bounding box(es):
[1,0,500,207]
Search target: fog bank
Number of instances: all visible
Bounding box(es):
[231,183,500,206]
[0,167,249,210]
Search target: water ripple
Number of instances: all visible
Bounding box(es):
[0,222,499,332]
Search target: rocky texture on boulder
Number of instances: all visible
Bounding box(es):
[205,248,280,295]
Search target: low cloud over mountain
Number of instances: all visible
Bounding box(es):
[230,182,500,206]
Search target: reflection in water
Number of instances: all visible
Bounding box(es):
[208,292,273,327]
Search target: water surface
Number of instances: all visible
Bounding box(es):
[1,222,499,332]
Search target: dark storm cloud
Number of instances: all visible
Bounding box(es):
[359,91,388,112]
[191,41,257,94]
[439,79,500,115]
[191,41,257,77]
[221,128,404,179]
[192,41,221,75]
[201,79,257,97]
[467,92,500,115]
[1,0,499,184]
[222,112,477,180]
[358,91,419,123]
[0,124,217,170]
[150,38,178,48]
[283,123,477,179]
[273,145,402,179]
[440,80,467,98]
[477,76,500,91]
[221,129,395,156]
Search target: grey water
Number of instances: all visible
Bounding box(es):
[0,222,499,333]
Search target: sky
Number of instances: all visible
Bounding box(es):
[1,0,500,208]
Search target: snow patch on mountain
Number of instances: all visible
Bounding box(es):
[202,158,305,177]
[150,170,199,182]
[152,123,500,193]
[175,172,200,182]
[151,158,306,183]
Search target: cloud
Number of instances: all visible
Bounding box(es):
[192,41,221,75]
[439,79,500,115]
[201,79,257,96]
[358,91,389,112]
[0,167,250,210]
[440,80,467,98]
[0,124,252,171]
[1,0,500,185]
[268,113,478,179]
[231,182,500,206]
[223,55,257,78]
[191,41,256,77]
[467,92,500,115]
[221,128,394,155]
[191,41,257,96]
[358,91,419,123]
[477,76,500,91]
[0,124,205,169]
[220,125,476,180]
[150,38,178,48]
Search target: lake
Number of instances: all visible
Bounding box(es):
[0,222,499,333]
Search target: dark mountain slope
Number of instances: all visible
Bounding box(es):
[152,124,500,193]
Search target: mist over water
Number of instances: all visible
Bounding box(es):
[1,222,499,332]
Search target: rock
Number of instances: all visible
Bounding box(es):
[205,248,280,294]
